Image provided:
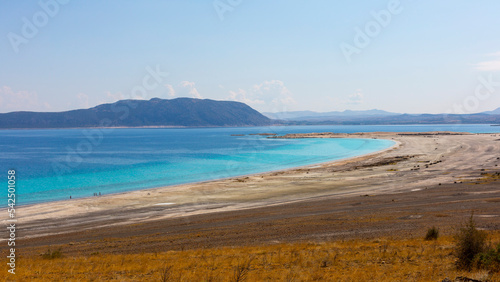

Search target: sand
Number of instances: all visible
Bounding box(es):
[3,131,500,246]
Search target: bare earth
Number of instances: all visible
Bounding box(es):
[2,131,500,256]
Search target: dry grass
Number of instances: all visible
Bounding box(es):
[6,233,500,281]
[477,172,500,184]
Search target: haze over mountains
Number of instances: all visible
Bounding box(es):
[267,108,500,125]
[0,98,499,129]
[264,109,500,121]
[263,109,399,121]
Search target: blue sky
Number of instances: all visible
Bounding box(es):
[1,0,500,114]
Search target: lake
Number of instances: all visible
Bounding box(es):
[1,124,498,206]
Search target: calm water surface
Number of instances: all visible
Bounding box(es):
[1,124,498,205]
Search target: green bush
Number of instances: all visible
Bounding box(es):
[454,214,487,270]
[475,243,500,273]
[424,226,439,241]
[41,248,63,260]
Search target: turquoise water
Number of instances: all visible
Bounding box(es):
[1,124,498,206]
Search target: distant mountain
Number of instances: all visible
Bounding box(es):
[0,98,272,129]
[283,113,500,125]
[3,100,499,129]
[266,108,500,125]
[482,107,500,115]
[263,111,319,120]
[263,109,399,121]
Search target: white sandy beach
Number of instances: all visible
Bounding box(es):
[3,131,500,240]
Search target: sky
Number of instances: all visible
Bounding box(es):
[1,0,500,114]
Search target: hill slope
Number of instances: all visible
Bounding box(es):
[482,107,500,115]
[0,98,272,129]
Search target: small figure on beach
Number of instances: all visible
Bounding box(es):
[99,192,101,196]
[70,195,71,199]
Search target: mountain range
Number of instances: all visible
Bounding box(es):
[0,98,272,129]
[0,99,499,129]
[263,109,399,121]
[281,113,500,125]
[267,108,500,125]
[482,108,500,115]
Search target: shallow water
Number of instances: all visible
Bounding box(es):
[1,124,498,206]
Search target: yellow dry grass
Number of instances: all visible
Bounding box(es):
[5,233,500,282]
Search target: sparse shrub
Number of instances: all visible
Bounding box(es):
[231,257,253,282]
[159,264,173,282]
[424,226,439,241]
[285,268,298,282]
[41,248,63,259]
[319,257,330,268]
[454,214,487,270]
[232,264,249,282]
[475,243,500,273]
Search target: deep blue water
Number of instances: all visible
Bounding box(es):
[1,124,499,206]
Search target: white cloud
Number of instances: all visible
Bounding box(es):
[96,91,126,105]
[0,86,50,113]
[487,51,500,56]
[229,88,265,105]
[346,90,364,105]
[475,60,500,71]
[76,93,89,108]
[106,91,125,102]
[475,52,500,71]
[164,84,176,97]
[227,80,296,112]
[179,81,202,99]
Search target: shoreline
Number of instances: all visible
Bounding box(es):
[4,131,500,242]
[8,137,398,209]
[1,123,500,131]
